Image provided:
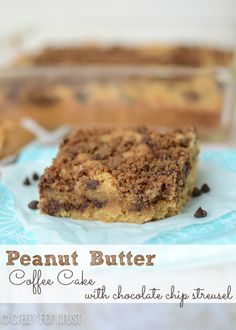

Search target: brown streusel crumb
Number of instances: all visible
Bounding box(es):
[39,126,199,223]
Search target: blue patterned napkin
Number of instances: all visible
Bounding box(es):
[1,143,236,244]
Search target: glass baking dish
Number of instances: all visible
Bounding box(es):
[0,64,235,159]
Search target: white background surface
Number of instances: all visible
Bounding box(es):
[0,0,236,66]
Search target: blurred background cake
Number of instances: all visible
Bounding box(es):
[0,0,235,160]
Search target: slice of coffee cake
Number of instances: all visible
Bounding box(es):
[39,127,198,223]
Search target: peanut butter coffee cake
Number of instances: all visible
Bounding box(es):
[39,127,198,223]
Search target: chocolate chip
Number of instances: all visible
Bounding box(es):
[6,82,21,102]
[201,183,210,193]
[75,91,87,103]
[78,200,89,212]
[142,164,149,171]
[137,126,147,134]
[62,137,69,146]
[28,200,39,210]
[64,203,74,211]
[179,139,189,148]
[192,187,202,197]
[32,173,40,181]
[194,207,207,218]
[123,140,134,149]
[47,199,60,215]
[123,95,133,106]
[184,90,199,101]
[86,180,100,190]
[92,199,106,209]
[23,177,31,186]
[134,200,144,212]
[7,89,18,102]
[183,162,190,176]
[160,183,166,193]
[26,89,59,106]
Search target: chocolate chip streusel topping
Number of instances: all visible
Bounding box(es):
[39,126,198,211]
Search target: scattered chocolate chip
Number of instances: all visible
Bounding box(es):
[23,177,31,186]
[194,207,207,218]
[32,173,40,181]
[201,183,210,193]
[86,180,100,190]
[28,200,39,210]
[192,187,202,197]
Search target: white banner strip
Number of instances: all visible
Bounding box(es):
[0,245,235,306]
